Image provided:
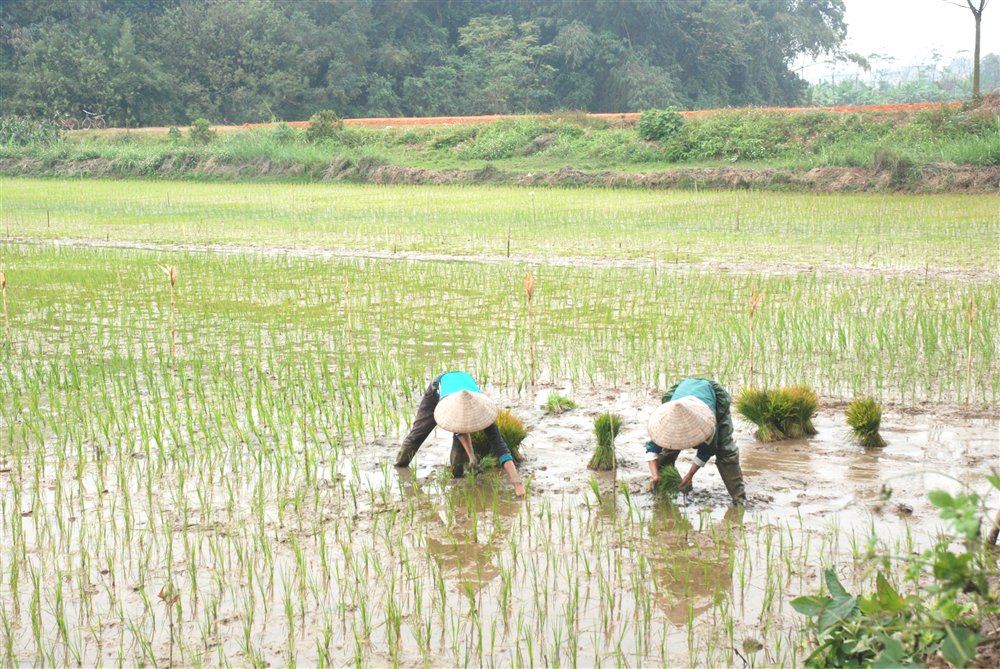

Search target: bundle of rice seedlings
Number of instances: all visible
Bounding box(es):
[542,393,578,415]
[471,409,529,466]
[656,464,682,497]
[786,385,819,436]
[588,412,623,470]
[735,385,820,442]
[845,398,886,448]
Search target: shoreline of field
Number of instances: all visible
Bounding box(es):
[3,157,998,193]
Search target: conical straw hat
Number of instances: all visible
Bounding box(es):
[647,396,716,450]
[434,390,499,434]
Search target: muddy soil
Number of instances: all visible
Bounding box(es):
[375,383,999,529]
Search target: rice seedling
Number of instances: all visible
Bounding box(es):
[0,270,8,345]
[747,286,764,388]
[734,385,819,442]
[588,412,622,470]
[471,410,529,464]
[845,398,886,447]
[966,296,974,412]
[542,393,578,415]
[525,272,536,386]
[655,465,683,497]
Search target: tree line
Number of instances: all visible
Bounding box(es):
[0,0,850,126]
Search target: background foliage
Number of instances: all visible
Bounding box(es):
[1,0,852,125]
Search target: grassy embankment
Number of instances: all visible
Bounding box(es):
[2,105,998,190]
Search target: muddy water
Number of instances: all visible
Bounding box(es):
[1,383,996,668]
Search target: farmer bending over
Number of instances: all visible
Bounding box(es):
[645,378,746,505]
[394,372,526,497]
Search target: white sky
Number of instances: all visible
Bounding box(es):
[798,0,999,79]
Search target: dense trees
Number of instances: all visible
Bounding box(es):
[1,0,852,125]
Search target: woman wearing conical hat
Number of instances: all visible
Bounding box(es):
[394,372,526,497]
[645,378,746,505]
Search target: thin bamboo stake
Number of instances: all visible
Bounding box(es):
[748,286,765,388]
[1,271,9,345]
[965,296,975,413]
[157,264,178,361]
[524,272,535,386]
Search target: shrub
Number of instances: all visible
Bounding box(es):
[542,393,578,415]
[793,476,1000,667]
[271,122,298,145]
[471,409,528,465]
[637,108,684,142]
[306,110,342,143]
[845,398,886,447]
[189,118,216,145]
[588,412,623,470]
[734,385,819,442]
[167,126,183,142]
[0,116,62,146]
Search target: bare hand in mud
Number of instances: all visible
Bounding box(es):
[679,476,694,494]
[647,478,659,493]
[513,482,526,498]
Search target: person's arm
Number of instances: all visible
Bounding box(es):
[679,463,701,492]
[503,460,525,497]
[645,441,662,491]
[458,433,476,467]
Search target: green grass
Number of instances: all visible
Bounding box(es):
[3,106,998,181]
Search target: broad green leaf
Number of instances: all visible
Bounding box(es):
[790,595,829,617]
[927,490,953,509]
[817,568,859,628]
[824,568,853,603]
[880,634,904,662]
[876,573,907,612]
[986,473,1000,491]
[939,626,981,668]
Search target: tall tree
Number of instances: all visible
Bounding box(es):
[943,1,990,97]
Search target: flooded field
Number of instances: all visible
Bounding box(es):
[0,180,997,667]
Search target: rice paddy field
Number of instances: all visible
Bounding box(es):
[0,178,997,667]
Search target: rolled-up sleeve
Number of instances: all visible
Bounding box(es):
[645,440,663,461]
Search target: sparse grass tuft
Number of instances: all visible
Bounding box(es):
[845,398,886,448]
[735,385,819,442]
[542,393,578,415]
[588,412,622,470]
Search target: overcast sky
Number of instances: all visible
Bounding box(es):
[798,0,999,79]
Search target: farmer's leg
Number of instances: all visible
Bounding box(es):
[449,434,470,478]
[714,443,746,505]
[655,450,680,470]
[395,382,439,467]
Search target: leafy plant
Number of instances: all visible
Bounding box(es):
[588,412,622,470]
[272,121,298,145]
[167,126,183,142]
[542,393,578,415]
[306,111,342,143]
[792,476,1000,668]
[734,385,819,442]
[471,409,528,465]
[637,108,684,142]
[0,116,62,146]
[189,118,216,145]
[845,398,886,447]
